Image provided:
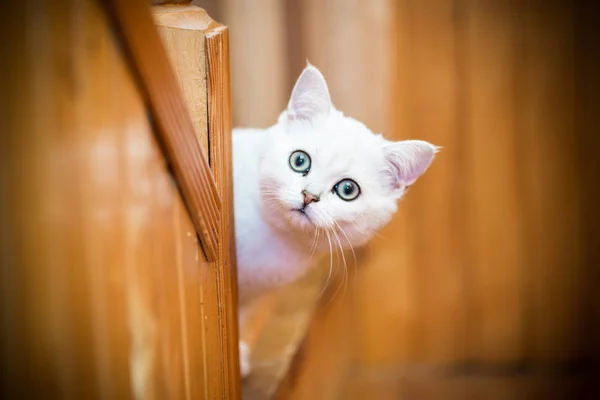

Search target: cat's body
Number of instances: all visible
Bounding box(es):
[232,64,437,377]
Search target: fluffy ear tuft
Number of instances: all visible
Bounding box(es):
[287,64,332,121]
[383,140,439,189]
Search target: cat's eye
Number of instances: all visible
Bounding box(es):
[334,179,360,201]
[289,150,311,175]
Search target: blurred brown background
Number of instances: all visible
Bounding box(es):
[198,0,600,397]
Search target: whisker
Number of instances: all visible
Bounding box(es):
[332,220,358,282]
[318,229,334,300]
[308,228,320,263]
[329,228,348,305]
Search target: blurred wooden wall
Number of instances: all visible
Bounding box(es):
[355,0,599,371]
[197,0,599,395]
[195,0,394,132]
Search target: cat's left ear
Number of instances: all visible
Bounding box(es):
[383,140,439,189]
[287,64,332,121]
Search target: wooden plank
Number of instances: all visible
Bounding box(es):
[171,200,205,399]
[44,1,101,397]
[283,0,306,91]
[575,0,600,363]
[80,2,138,397]
[360,0,418,365]
[103,0,221,261]
[517,1,584,362]
[152,5,240,396]
[206,22,242,399]
[401,0,466,363]
[0,1,106,397]
[221,0,287,127]
[302,0,394,133]
[462,0,526,362]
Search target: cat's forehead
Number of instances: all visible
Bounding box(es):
[288,116,383,162]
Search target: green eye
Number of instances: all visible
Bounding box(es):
[289,150,311,175]
[334,179,360,201]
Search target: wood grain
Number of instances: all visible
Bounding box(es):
[206,21,242,399]
[0,0,238,397]
[463,0,525,362]
[397,0,466,363]
[575,0,600,363]
[154,6,211,161]
[302,0,394,133]
[518,2,583,362]
[221,0,288,127]
[152,5,242,397]
[104,0,221,261]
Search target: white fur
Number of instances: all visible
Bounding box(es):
[232,65,437,376]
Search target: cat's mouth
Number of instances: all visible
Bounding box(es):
[292,207,309,218]
[290,207,313,225]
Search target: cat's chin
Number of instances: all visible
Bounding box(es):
[287,208,315,230]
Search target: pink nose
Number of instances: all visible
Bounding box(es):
[302,190,319,205]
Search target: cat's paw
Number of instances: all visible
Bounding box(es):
[239,341,251,379]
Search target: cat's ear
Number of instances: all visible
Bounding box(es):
[383,140,439,189]
[287,63,332,121]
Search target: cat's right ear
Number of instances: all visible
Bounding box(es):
[383,140,439,190]
[287,64,332,121]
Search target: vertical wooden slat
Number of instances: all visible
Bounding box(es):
[0,3,28,396]
[82,1,133,397]
[221,0,287,127]
[302,0,394,133]
[518,1,583,362]
[403,0,466,363]
[575,0,600,365]
[283,0,306,92]
[353,0,415,364]
[0,1,107,397]
[152,6,241,397]
[148,177,186,400]
[37,1,87,396]
[53,3,104,396]
[464,0,525,362]
[206,24,242,399]
[152,6,211,398]
[174,203,209,399]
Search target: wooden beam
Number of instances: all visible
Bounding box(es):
[102,0,221,261]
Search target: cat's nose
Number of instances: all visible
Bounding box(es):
[302,190,320,205]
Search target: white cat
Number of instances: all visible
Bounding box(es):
[232,64,438,377]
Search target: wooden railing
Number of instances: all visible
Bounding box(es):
[0,1,239,398]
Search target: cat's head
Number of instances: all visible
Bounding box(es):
[259,64,438,249]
